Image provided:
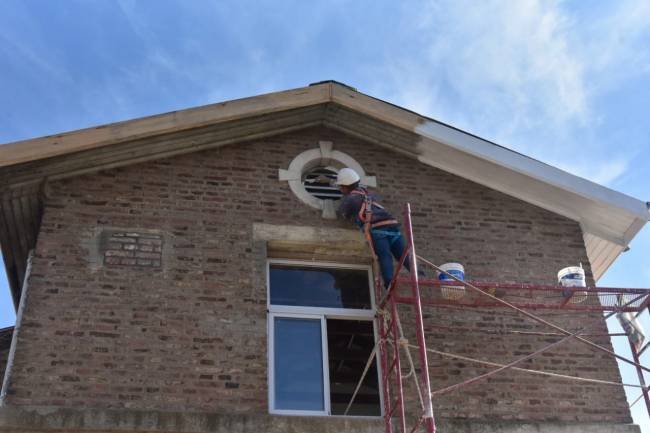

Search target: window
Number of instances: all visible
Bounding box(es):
[268,261,382,416]
[278,141,376,218]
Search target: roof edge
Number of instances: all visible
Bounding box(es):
[0,83,333,168]
[2,80,647,225]
[416,120,649,222]
[327,83,649,222]
[1,81,647,283]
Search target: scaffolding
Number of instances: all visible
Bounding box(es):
[352,203,650,433]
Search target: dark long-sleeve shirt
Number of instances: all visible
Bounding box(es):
[336,187,398,228]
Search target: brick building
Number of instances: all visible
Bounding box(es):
[0,81,648,432]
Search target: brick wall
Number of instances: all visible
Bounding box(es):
[102,231,163,267]
[2,126,630,423]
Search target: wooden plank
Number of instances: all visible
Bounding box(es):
[0,202,25,303]
[48,122,323,183]
[0,106,327,187]
[30,192,44,241]
[40,106,326,176]
[0,216,15,275]
[331,83,423,133]
[324,122,419,164]
[0,84,331,168]
[3,110,302,183]
[0,236,20,310]
[19,195,37,249]
[324,105,420,155]
[0,214,20,309]
[6,198,28,283]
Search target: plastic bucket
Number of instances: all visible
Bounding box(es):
[438,263,466,300]
[557,266,587,304]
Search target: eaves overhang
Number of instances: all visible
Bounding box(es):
[331,83,649,281]
[0,81,647,308]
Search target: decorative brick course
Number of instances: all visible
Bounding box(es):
[102,232,163,267]
[1,126,632,424]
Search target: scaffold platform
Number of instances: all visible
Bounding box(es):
[394,278,650,313]
[348,203,650,433]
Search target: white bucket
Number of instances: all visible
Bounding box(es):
[557,266,587,304]
[438,263,466,301]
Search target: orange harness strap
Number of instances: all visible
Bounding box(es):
[352,189,398,229]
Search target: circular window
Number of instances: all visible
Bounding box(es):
[279,141,376,218]
[302,166,342,201]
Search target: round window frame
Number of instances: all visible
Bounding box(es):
[279,141,376,218]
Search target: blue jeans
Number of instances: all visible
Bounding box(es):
[370,227,410,289]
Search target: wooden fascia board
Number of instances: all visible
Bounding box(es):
[0,84,331,168]
[414,133,647,242]
[0,106,327,190]
[330,83,649,223]
[328,84,648,280]
[415,120,648,220]
[3,79,646,227]
[1,80,647,284]
[2,78,647,227]
[0,184,42,310]
[331,84,423,132]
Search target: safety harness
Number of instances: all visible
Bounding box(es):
[351,187,399,229]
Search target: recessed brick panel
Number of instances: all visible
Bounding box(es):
[102,232,163,268]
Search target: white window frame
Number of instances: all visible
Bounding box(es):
[267,259,382,417]
[268,312,331,416]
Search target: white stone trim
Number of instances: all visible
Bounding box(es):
[279,141,376,218]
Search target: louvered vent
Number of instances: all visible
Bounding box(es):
[302,167,342,200]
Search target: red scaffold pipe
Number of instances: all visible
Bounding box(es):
[630,341,650,421]
[403,204,436,433]
[430,293,645,396]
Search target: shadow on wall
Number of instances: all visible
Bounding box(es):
[0,327,14,389]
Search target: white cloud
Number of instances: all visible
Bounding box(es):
[380,0,650,187]
[583,0,650,78]
[392,0,587,135]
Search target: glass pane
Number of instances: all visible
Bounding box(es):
[327,319,381,416]
[270,265,372,309]
[274,317,324,411]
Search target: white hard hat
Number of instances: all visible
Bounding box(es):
[335,168,361,186]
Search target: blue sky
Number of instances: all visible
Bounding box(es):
[1,0,649,428]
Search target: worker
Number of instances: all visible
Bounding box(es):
[335,167,413,289]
